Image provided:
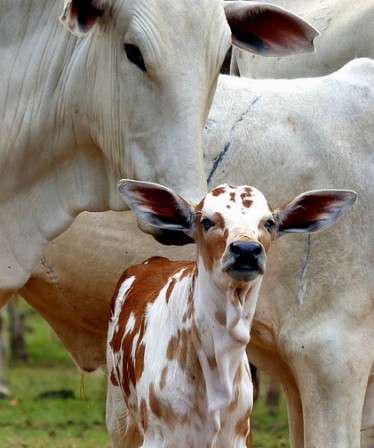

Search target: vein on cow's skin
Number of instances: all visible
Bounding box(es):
[207,97,260,185]
[39,256,65,300]
[296,234,312,305]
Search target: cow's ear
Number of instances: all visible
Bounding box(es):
[274,190,357,235]
[223,1,319,57]
[118,180,195,237]
[60,0,111,37]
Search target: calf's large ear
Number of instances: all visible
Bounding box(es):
[60,0,111,37]
[223,1,319,56]
[118,180,195,239]
[275,189,357,235]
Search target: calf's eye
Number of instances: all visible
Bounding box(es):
[124,43,146,72]
[201,218,215,231]
[264,219,275,231]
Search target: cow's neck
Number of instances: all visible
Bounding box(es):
[0,1,113,292]
[0,145,124,292]
[191,260,263,412]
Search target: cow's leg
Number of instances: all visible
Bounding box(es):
[106,382,142,448]
[246,342,304,448]
[8,295,28,361]
[282,386,304,448]
[299,368,367,448]
[283,326,372,448]
[106,382,128,447]
[361,366,374,448]
[0,305,10,398]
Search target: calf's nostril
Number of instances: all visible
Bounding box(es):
[225,241,265,280]
[252,243,263,258]
[230,241,263,260]
[231,242,243,257]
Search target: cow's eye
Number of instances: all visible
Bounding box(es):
[124,44,146,72]
[201,218,215,231]
[264,219,276,231]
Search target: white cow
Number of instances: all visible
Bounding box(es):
[0,0,318,305]
[231,0,374,78]
[19,58,374,446]
[229,0,374,430]
[206,59,374,448]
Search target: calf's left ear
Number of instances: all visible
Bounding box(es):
[275,189,357,234]
[60,0,111,37]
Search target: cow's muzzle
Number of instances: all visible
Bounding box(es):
[223,241,266,281]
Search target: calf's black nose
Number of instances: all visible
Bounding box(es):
[229,241,264,271]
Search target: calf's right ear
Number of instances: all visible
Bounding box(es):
[275,189,357,235]
[118,180,194,237]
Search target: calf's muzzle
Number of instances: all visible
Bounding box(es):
[224,240,266,281]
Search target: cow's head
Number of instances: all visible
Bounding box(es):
[118,180,356,290]
[59,0,318,208]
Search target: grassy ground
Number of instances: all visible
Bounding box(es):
[0,304,110,448]
[250,393,289,448]
[1,303,289,447]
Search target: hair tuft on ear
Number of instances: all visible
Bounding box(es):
[276,189,357,234]
[224,1,319,57]
[60,0,111,37]
[117,180,195,244]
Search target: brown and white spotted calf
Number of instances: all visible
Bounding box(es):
[106,180,356,448]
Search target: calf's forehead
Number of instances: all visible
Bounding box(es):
[201,185,272,228]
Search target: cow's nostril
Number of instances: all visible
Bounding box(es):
[229,241,264,270]
[231,243,242,256]
[230,241,263,261]
[252,244,263,257]
[225,241,266,280]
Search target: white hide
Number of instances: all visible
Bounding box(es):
[205,59,374,448]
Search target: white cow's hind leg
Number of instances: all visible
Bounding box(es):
[286,331,372,448]
[361,367,374,448]
[282,387,304,448]
[0,305,10,398]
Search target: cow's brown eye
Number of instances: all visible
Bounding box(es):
[201,218,215,231]
[124,44,146,72]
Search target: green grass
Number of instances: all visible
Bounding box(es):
[1,305,110,448]
[250,395,289,448]
[0,369,110,447]
[1,303,289,447]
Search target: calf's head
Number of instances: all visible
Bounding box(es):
[118,180,356,412]
[118,180,357,290]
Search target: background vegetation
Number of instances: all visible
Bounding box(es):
[1,302,289,447]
